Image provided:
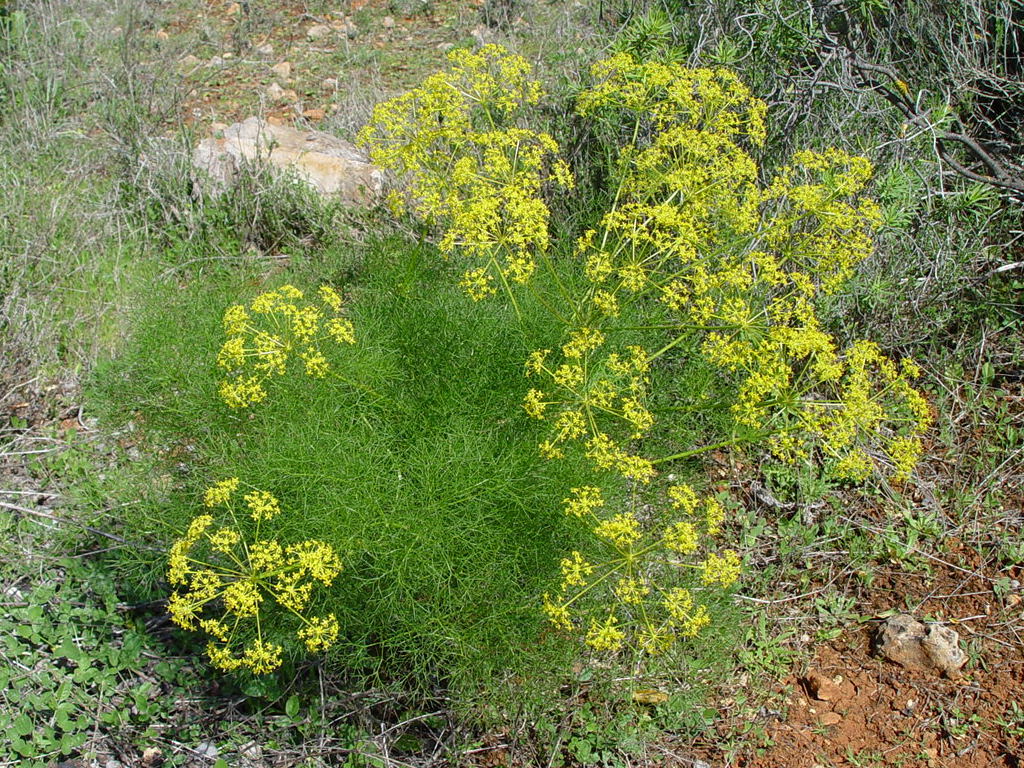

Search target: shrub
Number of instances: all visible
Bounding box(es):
[97,45,929,701]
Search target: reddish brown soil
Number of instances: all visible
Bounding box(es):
[730,562,1024,768]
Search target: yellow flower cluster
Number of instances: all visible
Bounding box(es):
[358,45,572,301]
[217,284,356,408]
[525,339,655,480]
[166,479,342,674]
[543,482,737,654]
[562,54,929,484]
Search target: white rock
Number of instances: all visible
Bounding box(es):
[195,742,218,759]
[239,742,262,761]
[193,117,383,205]
[874,613,968,678]
[255,43,274,56]
[471,24,493,47]
[270,60,292,80]
[266,82,287,100]
[307,24,332,41]
[207,55,225,67]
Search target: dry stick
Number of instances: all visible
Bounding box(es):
[0,500,161,552]
[847,56,1024,194]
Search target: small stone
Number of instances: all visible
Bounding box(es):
[307,24,333,41]
[692,761,711,768]
[270,61,292,80]
[322,77,339,90]
[239,742,262,761]
[818,711,842,726]
[255,43,274,56]
[106,761,124,768]
[207,56,224,67]
[471,24,492,46]
[195,742,218,759]
[266,82,286,99]
[141,748,161,766]
[803,670,842,701]
[334,19,359,38]
[874,613,968,678]
[302,108,326,121]
[179,54,201,69]
[382,15,395,28]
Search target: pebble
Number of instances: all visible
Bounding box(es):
[195,742,218,759]
[270,61,292,80]
[804,670,842,701]
[307,24,333,41]
[818,711,843,726]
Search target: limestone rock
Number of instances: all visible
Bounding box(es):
[270,60,292,80]
[873,613,968,678]
[307,24,332,41]
[193,117,382,205]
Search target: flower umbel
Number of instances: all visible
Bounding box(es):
[166,480,343,674]
[217,285,358,408]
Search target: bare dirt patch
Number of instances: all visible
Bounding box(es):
[729,563,1024,768]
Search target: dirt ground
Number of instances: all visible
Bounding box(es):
[705,563,1024,768]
